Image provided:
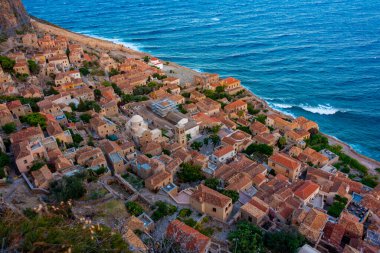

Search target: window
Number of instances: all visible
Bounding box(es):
[248,217,252,222]
[212,208,216,212]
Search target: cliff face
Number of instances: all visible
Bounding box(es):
[0,0,30,37]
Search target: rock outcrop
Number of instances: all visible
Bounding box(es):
[0,0,31,38]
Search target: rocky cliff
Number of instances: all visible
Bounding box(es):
[0,0,30,38]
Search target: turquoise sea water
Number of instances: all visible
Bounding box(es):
[23,0,380,161]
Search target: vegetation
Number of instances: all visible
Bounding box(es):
[16,73,29,82]
[204,178,221,191]
[79,113,92,123]
[49,173,87,202]
[247,103,260,115]
[0,95,42,112]
[237,125,251,135]
[79,67,90,76]
[109,68,120,77]
[328,195,348,218]
[306,133,369,176]
[20,113,47,129]
[228,221,264,253]
[27,60,40,75]
[43,86,59,96]
[190,141,203,151]
[228,221,305,253]
[0,167,6,179]
[255,114,267,124]
[68,129,84,148]
[121,94,149,103]
[151,201,177,221]
[0,56,15,72]
[30,161,46,171]
[125,201,144,216]
[263,229,306,253]
[203,88,231,101]
[178,208,192,218]
[2,122,16,134]
[0,209,131,252]
[76,99,101,113]
[177,163,205,183]
[361,175,378,188]
[178,104,187,114]
[277,136,287,149]
[244,143,273,156]
[221,189,239,203]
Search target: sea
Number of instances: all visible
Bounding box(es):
[23,0,380,161]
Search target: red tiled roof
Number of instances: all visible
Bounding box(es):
[293,180,320,201]
[166,220,210,253]
[269,153,301,171]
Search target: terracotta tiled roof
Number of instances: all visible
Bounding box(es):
[166,220,210,253]
[269,152,301,171]
[213,145,234,158]
[191,184,231,208]
[293,180,320,201]
[224,99,246,112]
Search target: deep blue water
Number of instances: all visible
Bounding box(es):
[23,0,380,161]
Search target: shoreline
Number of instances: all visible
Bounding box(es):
[30,18,380,173]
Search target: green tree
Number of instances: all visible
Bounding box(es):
[255,114,267,124]
[43,87,59,96]
[210,134,221,146]
[204,178,220,191]
[221,189,239,203]
[143,56,150,63]
[80,113,92,123]
[2,122,16,134]
[228,221,264,253]
[0,56,15,72]
[94,89,101,100]
[79,67,90,76]
[190,141,203,151]
[109,68,120,77]
[327,195,348,218]
[125,201,144,216]
[49,175,86,202]
[0,151,10,167]
[20,113,47,129]
[244,143,273,156]
[177,163,205,183]
[151,201,177,221]
[27,60,40,75]
[264,229,306,253]
[278,136,287,149]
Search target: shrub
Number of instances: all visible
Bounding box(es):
[27,60,40,75]
[221,189,239,203]
[80,113,92,123]
[0,56,15,72]
[2,122,16,134]
[151,201,177,221]
[177,163,205,183]
[244,143,273,156]
[125,201,144,216]
[328,195,348,218]
[255,114,267,124]
[178,208,192,218]
[20,113,47,129]
[49,175,86,202]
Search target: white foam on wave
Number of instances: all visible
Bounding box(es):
[77,31,142,51]
[192,68,203,73]
[272,103,293,109]
[299,104,341,115]
[211,17,220,21]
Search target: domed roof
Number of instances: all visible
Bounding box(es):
[130,115,143,123]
